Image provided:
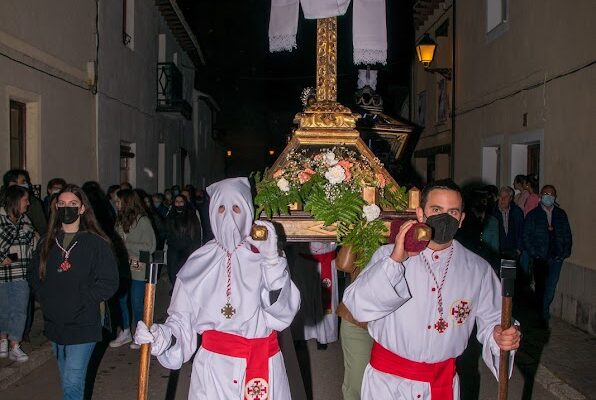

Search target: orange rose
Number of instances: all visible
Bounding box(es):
[376,173,386,188]
[338,160,353,181]
[273,169,284,178]
[298,168,315,184]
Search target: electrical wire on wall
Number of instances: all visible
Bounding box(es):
[455,58,596,118]
[0,51,90,91]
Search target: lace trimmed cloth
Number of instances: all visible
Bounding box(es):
[269,0,387,65]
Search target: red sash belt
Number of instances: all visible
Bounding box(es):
[202,330,279,400]
[301,250,336,313]
[370,341,456,400]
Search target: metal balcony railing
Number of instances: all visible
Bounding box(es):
[156,62,192,120]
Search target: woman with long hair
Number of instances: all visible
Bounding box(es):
[28,185,118,399]
[109,189,156,349]
[0,186,37,362]
[165,195,202,285]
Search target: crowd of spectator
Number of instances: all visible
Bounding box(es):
[456,174,572,330]
[0,168,211,370]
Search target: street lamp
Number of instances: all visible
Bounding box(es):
[416,34,452,80]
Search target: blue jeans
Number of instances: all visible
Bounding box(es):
[52,342,96,400]
[534,258,564,321]
[0,280,29,341]
[130,280,146,327]
[117,280,145,330]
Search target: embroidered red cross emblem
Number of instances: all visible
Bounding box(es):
[451,300,472,325]
[245,378,269,400]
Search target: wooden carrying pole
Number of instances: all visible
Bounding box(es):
[137,251,163,400]
[498,259,517,400]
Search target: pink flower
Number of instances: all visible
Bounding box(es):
[273,169,284,178]
[298,168,315,184]
[376,173,386,188]
[338,160,353,181]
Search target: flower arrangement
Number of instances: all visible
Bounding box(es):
[253,147,409,268]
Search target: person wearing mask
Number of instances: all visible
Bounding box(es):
[342,179,520,399]
[152,193,169,218]
[523,185,572,329]
[28,185,118,399]
[0,186,37,362]
[1,169,47,235]
[171,185,181,198]
[165,195,202,286]
[109,189,156,349]
[134,178,300,399]
[43,178,67,217]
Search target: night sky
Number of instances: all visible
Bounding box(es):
[181,0,415,176]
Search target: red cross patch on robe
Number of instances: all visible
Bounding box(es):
[450,300,472,325]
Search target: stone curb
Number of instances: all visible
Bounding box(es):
[0,341,54,391]
[517,350,586,400]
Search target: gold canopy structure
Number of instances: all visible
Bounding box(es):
[264,18,418,242]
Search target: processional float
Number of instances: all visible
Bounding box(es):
[254,16,419,270]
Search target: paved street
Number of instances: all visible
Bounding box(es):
[0,334,560,400]
[0,272,575,400]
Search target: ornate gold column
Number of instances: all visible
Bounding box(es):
[295,17,358,132]
[316,17,337,102]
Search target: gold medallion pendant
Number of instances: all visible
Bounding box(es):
[221,302,236,319]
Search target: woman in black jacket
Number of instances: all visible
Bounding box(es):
[165,195,202,285]
[28,185,118,400]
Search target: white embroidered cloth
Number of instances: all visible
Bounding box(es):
[269,0,387,65]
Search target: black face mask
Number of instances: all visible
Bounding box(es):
[425,213,460,244]
[57,207,80,225]
[174,206,185,214]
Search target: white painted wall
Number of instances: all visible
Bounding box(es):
[0,0,96,187]
[96,0,197,192]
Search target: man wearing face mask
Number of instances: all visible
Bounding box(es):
[134,177,300,399]
[523,185,572,329]
[343,179,521,400]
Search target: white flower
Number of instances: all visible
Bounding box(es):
[362,204,381,222]
[277,178,290,192]
[324,151,338,166]
[324,165,345,185]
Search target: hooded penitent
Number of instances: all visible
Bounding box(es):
[175,177,290,333]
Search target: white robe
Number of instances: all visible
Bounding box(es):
[342,240,515,399]
[289,242,338,344]
[155,243,301,400]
